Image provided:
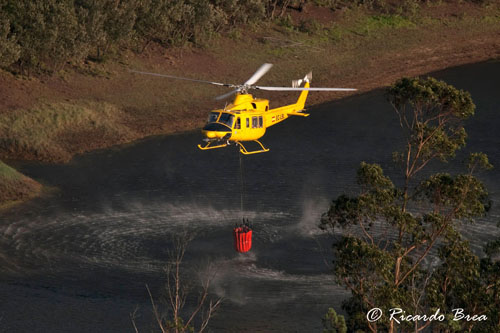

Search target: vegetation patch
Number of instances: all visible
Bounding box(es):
[359,14,416,31]
[320,77,499,332]
[0,101,138,162]
[0,159,41,206]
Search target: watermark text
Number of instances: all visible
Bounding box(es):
[366,308,487,324]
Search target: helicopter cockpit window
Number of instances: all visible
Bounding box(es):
[219,113,234,128]
[207,112,219,123]
[235,117,241,129]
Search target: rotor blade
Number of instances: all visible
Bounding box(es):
[129,70,236,88]
[243,63,273,86]
[252,86,357,91]
[215,89,240,101]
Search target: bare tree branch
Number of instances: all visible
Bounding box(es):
[147,284,167,333]
[143,232,222,333]
[130,306,140,333]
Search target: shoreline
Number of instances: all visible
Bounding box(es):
[1,2,499,206]
[1,56,498,209]
[1,55,499,208]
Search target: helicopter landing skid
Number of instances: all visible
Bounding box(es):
[236,140,270,155]
[197,140,229,150]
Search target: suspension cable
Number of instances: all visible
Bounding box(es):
[239,152,245,221]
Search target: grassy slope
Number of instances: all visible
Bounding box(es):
[0,101,138,162]
[0,160,41,208]
[0,2,499,205]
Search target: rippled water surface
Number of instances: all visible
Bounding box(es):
[1,60,500,332]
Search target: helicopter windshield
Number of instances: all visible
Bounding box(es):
[207,112,220,123]
[219,113,234,128]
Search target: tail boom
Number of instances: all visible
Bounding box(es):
[264,72,311,127]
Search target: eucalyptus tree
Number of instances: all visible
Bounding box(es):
[322,307,348,333]
[320,77,499,332]
[2,0,85,73]
[75,0,137,60]
[0,6,20,68]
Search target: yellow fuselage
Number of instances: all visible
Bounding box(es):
[201,82,310,143]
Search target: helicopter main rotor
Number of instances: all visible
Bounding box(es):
[129,63,356,100]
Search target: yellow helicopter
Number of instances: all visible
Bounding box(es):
[131,64,356,154]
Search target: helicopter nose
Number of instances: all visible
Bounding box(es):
[205,131,217,139]
[203,130,230,139]
[202,123,231,140]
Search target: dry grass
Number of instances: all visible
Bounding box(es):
[0,100,139,162]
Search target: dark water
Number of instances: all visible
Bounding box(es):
[1,60,499,332]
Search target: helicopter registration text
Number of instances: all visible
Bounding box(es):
[271,114,285,123]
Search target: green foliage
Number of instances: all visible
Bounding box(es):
[366,14,415,29]
[277,14,296,31]
[318,0,388,10]
[322,308,347,333]
[484,238,500,257]
[321,194,362,229]
[388,77,475,120]
[0,0,272,72]
[477,238,500,332]
[2,0,86,73]
[417,172,490,219]
[0,0,495,74]
[354,14,416,36]
[298,18,325,35]
[321,162,397,231]
[468,152,494,172]
[334,236,395,286]
[75,0,137,60]
[0,16,20,67]
[426,232,500,332]
[388,77,475,178]
[394,0,420,18]
[321,78,498,332]
[214,0,266,25]
[133,0,268,49]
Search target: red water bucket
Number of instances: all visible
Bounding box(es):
[233,227,252,253]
